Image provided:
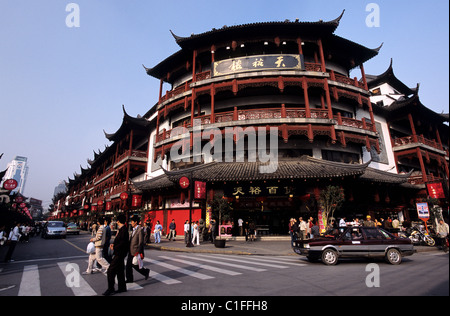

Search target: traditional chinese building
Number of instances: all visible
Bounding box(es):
[53,13,449,236]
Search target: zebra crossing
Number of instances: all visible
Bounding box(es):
[0,254,306,296]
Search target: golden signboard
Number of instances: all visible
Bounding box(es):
[213,54,304,77]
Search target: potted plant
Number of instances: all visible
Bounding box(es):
[209,195,233,248]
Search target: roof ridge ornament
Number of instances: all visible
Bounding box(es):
[327,9,345,25]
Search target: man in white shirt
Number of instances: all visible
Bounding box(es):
[4,223,21,262]
[238,218,243,236]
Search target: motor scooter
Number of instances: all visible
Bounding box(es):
[408,225,435,246]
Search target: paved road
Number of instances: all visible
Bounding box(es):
[0,231,448,299]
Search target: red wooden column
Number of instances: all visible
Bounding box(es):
[210,84,215,123]
[408,113,418,142]
[190,50,197,128]
[158,78,164,103]
[359,63,369,90]
[435,126,444,150]
[296,37,304,55]
[323,78,337,144]
[416,147,428,183]
[317,38,326,72]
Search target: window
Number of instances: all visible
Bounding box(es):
[363,228,385,240]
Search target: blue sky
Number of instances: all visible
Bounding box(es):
[0,0,448,209]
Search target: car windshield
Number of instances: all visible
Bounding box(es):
[68,223,76,227]
[48,222,64,227]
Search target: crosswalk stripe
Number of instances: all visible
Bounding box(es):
[57,262,97,296]
[83,259,143,291]
[177,255,267,272]
[158,255,242,276]
[149,270,182,285]
[195,254,290,269]
[18,265,41,296]
[212,254,307,266]
[144,258,214,280]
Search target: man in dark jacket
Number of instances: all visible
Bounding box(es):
[126,215,150,283]
[103,214,129,296]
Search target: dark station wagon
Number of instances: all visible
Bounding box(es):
[293,226,415,265]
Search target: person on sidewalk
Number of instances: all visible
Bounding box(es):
[184,220,189,244]
[154,220,162,243]
[192,221,200,245]
[168,219,176,241]
[126,215,150,283]
[103,214,130,296]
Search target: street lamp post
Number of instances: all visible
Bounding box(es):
[179,173,194,247]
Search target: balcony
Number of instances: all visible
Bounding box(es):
[114,149,148,168]
[155,107,375,145]
[158,66,367,109]
[392,135,446,155]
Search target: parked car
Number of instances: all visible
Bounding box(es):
[293,226,415,265]
[66,223,80,235]
[42,221,67,239]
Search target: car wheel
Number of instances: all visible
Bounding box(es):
[385,248,402,265]
[321,249,338,265]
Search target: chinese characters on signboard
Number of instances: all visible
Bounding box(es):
[225,184,295,197]
[213,54,304,77]
[426,182,445,199]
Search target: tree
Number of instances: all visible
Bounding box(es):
[209,195,233,239]
[319,185,345,228]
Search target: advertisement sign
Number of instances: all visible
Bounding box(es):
[219,225,232,237]
[2,179,18,191]
[318,209,326,234]
[416,202,430,220]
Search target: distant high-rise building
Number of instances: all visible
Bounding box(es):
[53,180,67,196]
[0,156,29,194]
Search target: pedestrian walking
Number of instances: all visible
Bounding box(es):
[103,214,130,296]
[88,217,110,274]
[4,223,21,262]
[168,219,176,241]
[154,220,162,243]
[100,217,112,264]
[126,215,150,283]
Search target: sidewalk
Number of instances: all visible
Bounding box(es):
[145,236,441,256]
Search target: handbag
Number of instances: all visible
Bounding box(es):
[86,242,96,254]
[132,253,144,269]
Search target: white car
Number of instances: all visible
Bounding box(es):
[42,221,67,239]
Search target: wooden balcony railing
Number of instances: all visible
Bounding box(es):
[158,67,367,106]
[155,107,374,144]
[392,135,443,152]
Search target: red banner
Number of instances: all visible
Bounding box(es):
[427,182,445,199]
[132,195,142,207]
[195,181,206,199]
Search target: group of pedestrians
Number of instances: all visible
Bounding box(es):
[289,217,320,246]
[84,214,150,296]
[1,222,41,262]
